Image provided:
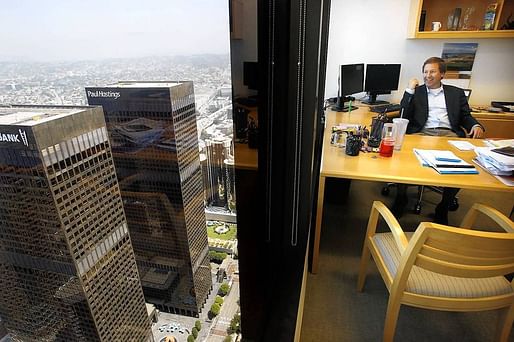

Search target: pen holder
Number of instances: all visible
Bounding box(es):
[368,115,387,148]
[345,134,362,156]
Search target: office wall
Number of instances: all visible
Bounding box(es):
[325,0,514,105]
[230,0,258,98]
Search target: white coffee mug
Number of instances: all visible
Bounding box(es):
[432,21,442,31]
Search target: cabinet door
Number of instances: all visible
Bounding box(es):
[477,118,514,138]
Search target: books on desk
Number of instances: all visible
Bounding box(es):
[413,149,478,174]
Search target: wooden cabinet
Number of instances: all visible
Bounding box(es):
[474,112,514,138]
[408,0,514,38]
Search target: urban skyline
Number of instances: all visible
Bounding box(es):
[0,56,240,342]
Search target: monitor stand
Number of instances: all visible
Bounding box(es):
[331,96,358,112]
[361,93,389,105]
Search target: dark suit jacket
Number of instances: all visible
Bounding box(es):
[400,84,480,138]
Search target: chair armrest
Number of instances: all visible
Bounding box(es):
[460,203,514,232]
[366,201,409,253]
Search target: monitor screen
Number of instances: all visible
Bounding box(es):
[364,64,401,94]
[341,63,364,97]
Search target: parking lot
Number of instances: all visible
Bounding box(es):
[152,311,212,342]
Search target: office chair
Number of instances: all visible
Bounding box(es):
[357,201,514,342]
[381,183,459,214]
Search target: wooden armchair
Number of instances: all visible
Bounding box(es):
[357,201,514,342]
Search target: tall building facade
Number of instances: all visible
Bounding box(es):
[0,105,152,341]
[203,137,235,210]
[86,82,211,317]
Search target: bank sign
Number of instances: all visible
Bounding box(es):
[0,129,29,146]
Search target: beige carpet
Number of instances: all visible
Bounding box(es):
[301,179,514,342]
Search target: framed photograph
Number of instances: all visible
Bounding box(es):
[441,43,478,72]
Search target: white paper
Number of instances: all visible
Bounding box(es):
[413,149,477,174]
[448,140,476,151]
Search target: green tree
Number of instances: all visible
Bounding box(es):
[195,319,202,331]
[218,282,230,296]
[227,313,241,335]
[215,295,224,306]
[223,336,232,342]
[210,302,221,316]
[192,327,198,339]
[209,251,228,264]
[187,335,195,342]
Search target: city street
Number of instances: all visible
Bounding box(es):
[208,278,240,341]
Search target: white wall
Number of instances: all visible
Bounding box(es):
[325,0,514,105]
[230,0,258,98]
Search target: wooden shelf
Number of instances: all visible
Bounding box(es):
[414,29,514,39]
[408,0,514,39]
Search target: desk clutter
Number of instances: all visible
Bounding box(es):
[473,142,514,186]
[331,114,409,157]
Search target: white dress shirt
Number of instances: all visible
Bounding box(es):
[406,85,451,129]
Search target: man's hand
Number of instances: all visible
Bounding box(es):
[408,78,420,90]
[469,125,484,139]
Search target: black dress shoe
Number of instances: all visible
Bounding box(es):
[434,203,449,225]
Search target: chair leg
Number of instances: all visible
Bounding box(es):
[496,303,514,342]
[357,239,371,292]
[414,185,424,214]
[383,294,402,342]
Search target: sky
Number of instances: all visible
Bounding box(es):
[0,0,230,61]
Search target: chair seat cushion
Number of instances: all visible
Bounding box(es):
[373,232,513,298]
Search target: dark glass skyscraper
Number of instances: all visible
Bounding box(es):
[86,81,211,317]
[0,105,152,341]
[203,137,235,210]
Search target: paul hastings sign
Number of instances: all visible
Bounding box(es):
[0,129,29,147]
[86,89,121,100]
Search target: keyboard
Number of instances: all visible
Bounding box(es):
[369,103,401,113]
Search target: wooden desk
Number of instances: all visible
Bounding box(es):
[311,107,514,274]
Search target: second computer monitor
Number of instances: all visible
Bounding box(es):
[363,64,401,105]
[341,63,364,97]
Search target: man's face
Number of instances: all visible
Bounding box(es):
[423,63,444,89]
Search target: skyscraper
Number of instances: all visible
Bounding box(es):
[86,81,211,317]
[203,137,234,209]
[0,105,152,341]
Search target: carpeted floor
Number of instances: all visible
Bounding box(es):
[301,179,514,342]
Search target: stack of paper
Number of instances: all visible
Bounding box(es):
[484,139,514,148]
[474,147,514,170]
[473,147,514,186]
[413,149,478,174]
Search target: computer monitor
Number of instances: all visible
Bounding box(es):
[362,64,401,105]
[332,63,364,112]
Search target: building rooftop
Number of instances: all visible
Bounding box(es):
[0,106,88,126]
[106,81,182,88]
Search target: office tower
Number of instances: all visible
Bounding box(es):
[203,137,234,209]
[223,155,236,212]
[86,82,211,317]
[0,105,152,341]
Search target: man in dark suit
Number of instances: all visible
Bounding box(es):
[392,56,484,224]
